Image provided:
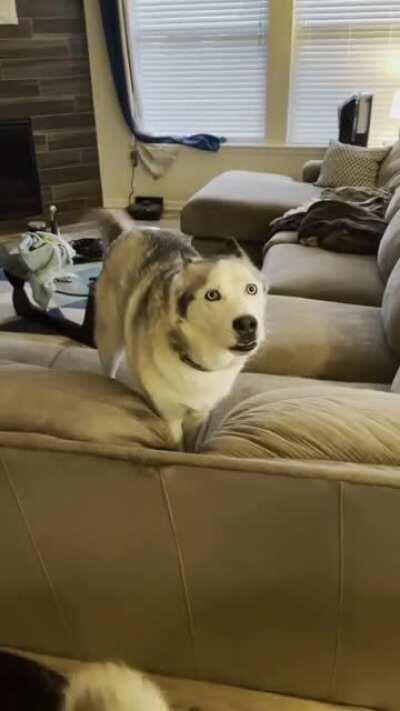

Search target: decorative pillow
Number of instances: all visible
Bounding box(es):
[316,140,389,188]
[198,386,400,464]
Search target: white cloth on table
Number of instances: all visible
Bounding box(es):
[18,232,76,310]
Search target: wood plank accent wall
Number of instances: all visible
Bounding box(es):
[0,0,102,225]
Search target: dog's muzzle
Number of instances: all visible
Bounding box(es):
[230,314,258,353]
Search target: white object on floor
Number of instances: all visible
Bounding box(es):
[18,231,76,310]
[0,0,17,24]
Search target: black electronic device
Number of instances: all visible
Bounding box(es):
[128,196,164,221]
[338,92,373,147]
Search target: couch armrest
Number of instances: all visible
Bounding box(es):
[263,230,299,256]
[302,159,323,183]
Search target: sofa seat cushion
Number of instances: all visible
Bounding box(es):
[263,243,383,306]
[193,372,389,451]
[180,170,321,243]
[198,385,400,464]
[247,295,398,383]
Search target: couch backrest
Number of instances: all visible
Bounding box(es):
[385,185,400,222]
[382,255,400,354]
[377,206,400,283]
[378,139,400,189]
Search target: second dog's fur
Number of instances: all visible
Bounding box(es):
[0,651,169,711]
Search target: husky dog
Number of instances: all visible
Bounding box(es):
[0,650,169,711]
[95,218,266,445]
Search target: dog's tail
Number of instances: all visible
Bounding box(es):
[92,208,137,252]
[63,662,170,711]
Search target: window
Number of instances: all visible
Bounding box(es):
[288,0,400,146]
[130,0,269,141]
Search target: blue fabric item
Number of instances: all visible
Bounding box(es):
[99,0,225,153]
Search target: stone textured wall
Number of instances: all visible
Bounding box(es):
[0,0,102,225]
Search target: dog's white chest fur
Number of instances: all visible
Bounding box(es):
[95,226,266,447]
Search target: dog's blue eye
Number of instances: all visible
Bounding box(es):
[246,283,258,295]
[205,289,221,301]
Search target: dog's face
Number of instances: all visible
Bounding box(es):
[174,253,266,363]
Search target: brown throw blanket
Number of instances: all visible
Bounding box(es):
[265,186,392,255]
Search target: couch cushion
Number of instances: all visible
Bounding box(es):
[180,170,321,242]
[316,140,389,189]
[382,256,400,355]
[385,185,400,222]
[193,372,389,451]
[247,295,398,383]
[0,332,79,366]
[263,243,383,306]
[378,139,400,189]
[391,366,400,393]
[377,208,400,283]
[198,385,400,465]
[0,369,171,449]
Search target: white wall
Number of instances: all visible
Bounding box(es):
[83,0,325,212]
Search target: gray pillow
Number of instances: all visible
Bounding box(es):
[317,140,389,188]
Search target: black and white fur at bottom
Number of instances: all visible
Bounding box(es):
[0,651,169,711]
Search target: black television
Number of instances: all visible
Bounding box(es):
[0,118,42,221]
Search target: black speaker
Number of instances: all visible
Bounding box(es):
[128,196,164,221]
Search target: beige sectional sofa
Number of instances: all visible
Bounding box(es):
[2,145,400,708]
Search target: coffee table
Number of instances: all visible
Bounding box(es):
[4,262,102,346]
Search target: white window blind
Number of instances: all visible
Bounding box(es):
[130,0,268,141]
[288,1,400,146]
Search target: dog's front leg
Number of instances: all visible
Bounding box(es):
[183,408,210,451]
[151,397,185,449]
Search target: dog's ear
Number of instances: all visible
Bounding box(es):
[224,237,248,259]
[182,240,202,265]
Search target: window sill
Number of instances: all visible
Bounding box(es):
[220,141,326,152]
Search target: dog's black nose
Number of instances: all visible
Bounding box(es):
[233,315,257,337]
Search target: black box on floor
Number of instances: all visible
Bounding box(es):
[128,196,164,221]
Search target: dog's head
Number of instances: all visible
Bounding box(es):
[170,242,267,369]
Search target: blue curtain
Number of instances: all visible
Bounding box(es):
[99,1,226,152]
